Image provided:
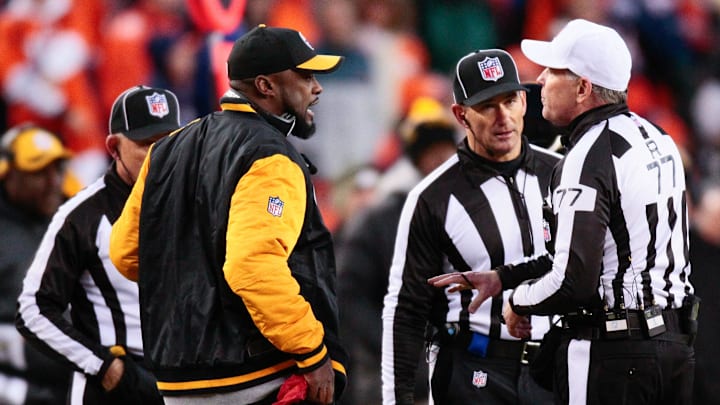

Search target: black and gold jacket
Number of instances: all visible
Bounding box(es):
[110,90,347,396]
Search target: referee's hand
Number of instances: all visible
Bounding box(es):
[102,357,124,391]
[428,271,502,313]
[502,303,532,339]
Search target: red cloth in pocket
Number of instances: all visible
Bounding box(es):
[273,374,308,405]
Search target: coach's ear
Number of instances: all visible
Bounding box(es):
[255,75,275,97]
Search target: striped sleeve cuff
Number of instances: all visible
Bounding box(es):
[494,264,516,289]
[294,343,329,372]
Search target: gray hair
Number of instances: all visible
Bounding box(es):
[566,71,627,104]
[591,84,627,104]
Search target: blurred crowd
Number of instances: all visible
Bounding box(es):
[2,0,720,230]
[2,0,720,404]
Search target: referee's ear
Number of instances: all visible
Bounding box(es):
[105,134,120,161]
[451,104,468,128]
[575,76,594,104]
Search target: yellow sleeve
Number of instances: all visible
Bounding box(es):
[109,148,151,281]
[224,154,326,361]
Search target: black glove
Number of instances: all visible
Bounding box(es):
[107,356,163,405]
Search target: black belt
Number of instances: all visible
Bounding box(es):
[486,338,540,364]
[445,329,541,364]
[564,309,689,343]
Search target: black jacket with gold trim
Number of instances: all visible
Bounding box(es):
[109,90,347,396]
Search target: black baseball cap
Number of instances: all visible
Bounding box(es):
[453,49,528,106]
[227,24,343,80]
[109,85,181,140]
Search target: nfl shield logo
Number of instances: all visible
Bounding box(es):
[146,93,170,118]
[267,196,284,217]
[472,370,487,388]
[543,219,552,242]
[478,57,504,82]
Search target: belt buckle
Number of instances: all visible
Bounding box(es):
[521,341,540,365]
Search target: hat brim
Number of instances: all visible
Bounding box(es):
[296,54,344,74]
[16,149,72,172]
[520,39,567,70]
[461,83,529,106]
[123,122,180,141]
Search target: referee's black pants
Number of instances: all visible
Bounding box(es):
[429,341,554,405]
[554,334,694,405]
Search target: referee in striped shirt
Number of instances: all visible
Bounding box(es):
[432,20,697,405]
[15,85,181,404]
[382,49,560,404]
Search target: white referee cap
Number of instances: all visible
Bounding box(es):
[521,19,632,92]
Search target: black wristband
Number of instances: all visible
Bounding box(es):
[495,264,515,290]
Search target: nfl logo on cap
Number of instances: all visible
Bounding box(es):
[146,93,170,118]
[478,57,504,82]
[453,49,527,106]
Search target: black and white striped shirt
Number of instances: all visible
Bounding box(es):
[16,167,142,379]
[381,138,560,404]
[511,104,693,315]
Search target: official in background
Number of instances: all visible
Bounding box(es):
[16,85,181,404]
[432,20,697,405]
[110,25,347,405]
[382,49,559,404]
[337,96,458,405]
[689,180,720,405]
[0,124,72,404]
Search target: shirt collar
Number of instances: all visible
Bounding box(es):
[219,89,296,137]
[560,103,630,148]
